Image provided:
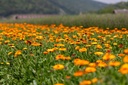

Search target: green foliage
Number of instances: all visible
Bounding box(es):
[0,0,106,16]
[3,14,128,29]
[98,2,128,13]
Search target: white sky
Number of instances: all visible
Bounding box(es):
[94,0,128,4]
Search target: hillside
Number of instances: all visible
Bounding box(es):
[98,2,128,13]
[0,0,107,16]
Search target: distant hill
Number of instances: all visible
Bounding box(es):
[97,2,128,13]
[0,0,107,16]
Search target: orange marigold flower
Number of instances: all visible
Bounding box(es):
[88,63,96,67]
[108,61,121,67]
[14,50,22,57]
[55,54,65,60]
[97,62,107,67]
[73,71,84,77]
[74,59,89,66]
[54,44,65,47]
[79,80,91,85]
[102,53,115,61]
[64,56,71,60]
[53,64,64,70]
[25,40,32,45]
[54,83,64,85]
[31,42,41,46]
[124,48,128,54]
[118,53,125,57]
[118,64,128,74]
[43,51,48,54]
[85,67,96,73]
[96,44,102,49]
[65,76,71,79]
[123,56,128,63]
[97,60,107,67]
[79,48,87,52]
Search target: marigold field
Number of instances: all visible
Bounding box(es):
[0,23,128,85]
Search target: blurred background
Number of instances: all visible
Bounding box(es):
[0,0,128,19]
[0,0,128,29]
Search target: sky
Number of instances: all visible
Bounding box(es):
[94,0,128,4]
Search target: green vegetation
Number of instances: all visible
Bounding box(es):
[0,0,106,16]
[98,2,128,13]
[2,14,128,29]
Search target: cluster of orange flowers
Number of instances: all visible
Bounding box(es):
[0,23,128,85]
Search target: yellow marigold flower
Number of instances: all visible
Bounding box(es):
[123,56,128,63]
[36,36,43,40]
[73,71,84,77]
[6,62,10,65]
[108,61,121,67]
[113,43,117,45]
[59,48,66,51]
[8,52,13,55]
[91,42,97,45]
[85,67,96,73]
[124,48,128,54]
[94,52,103,56]
[54,83,64,85]
[91,78,98,84]
[75,46,80,50]
[0,62,4,64]
[14,50,22,57]
[23,47,27,50]
[4,40,10,44]
[47,48,55,52]
[79,80,91,85]
[102,53,115,61]
[86,44,91,47]
[79,48,87,52]
[53,64,64,70]
[104,43,110,48]
[119,64,128,74]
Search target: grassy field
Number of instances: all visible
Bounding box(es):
[1,14,128,29]
[0,23,128,85]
